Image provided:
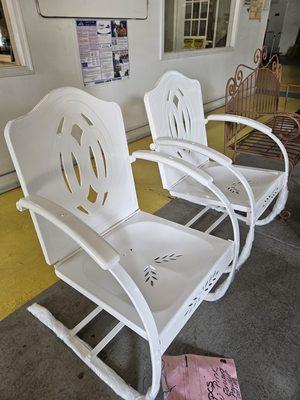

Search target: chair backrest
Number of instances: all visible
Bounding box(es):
[5,88,138,265]
[144,71,208,190]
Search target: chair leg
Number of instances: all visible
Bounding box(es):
[27,303,156,400]
[146,344,162,399]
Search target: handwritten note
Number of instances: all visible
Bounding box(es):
[162,354,242,400]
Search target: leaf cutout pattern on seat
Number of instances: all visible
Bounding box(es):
[227,179,253,196]
[144,265,158,287]
[263,187,279,205]
[184,297,199,316]
[184,270,220,317]
[154,253,182,264]
[202,270,219,292]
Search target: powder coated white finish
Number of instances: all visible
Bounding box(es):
[5,88,240,399]
[145,71,288,269]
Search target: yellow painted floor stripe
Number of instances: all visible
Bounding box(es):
[1,65,299,320]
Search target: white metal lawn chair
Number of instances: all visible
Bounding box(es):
[144,71,289,269]
[5,88,241,399]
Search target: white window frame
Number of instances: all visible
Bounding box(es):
[161,0,242,60]
[0,0,33,77]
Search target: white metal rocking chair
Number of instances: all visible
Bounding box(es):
[5,88,240,399]
[144,71,289,269]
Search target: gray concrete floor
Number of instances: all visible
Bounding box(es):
[0,157,299,400]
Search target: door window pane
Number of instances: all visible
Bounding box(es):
[201,2,208,18]
[192,20,198,36]
[215,0,231,47]
[199,20,206,36]
[164,0,233,53]
[193,2,200,19]
[185,3,192,19]
[184,20,191,36]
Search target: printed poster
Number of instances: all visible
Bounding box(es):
[76,19,129,86]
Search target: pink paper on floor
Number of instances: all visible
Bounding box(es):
[162,354,242,400]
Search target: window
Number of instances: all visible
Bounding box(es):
[0,0,33,76]
[164,0,237,54]
[0,0,14,64]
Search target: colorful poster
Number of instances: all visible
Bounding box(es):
[76,19,129,86]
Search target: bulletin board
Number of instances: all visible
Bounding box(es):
[36,0,148,20]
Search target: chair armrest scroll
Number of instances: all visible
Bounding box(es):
[16,195,120,269]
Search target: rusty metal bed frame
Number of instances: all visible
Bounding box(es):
[224,47,300,178]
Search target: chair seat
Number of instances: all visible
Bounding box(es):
[55,210,233,351]
[170,161,285,216]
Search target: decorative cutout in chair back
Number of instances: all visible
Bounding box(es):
[145,71,208,189]
[225,47,282,144]
[5,88,138,264]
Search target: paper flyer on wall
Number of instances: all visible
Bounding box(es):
[76,19,129,86]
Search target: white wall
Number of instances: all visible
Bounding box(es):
[279,0,300,54]
[0,0,269,186]
[265,0,287,53]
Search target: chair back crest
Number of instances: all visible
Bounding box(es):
[145,71,208,189]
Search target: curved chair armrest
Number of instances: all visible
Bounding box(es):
[206,114,289,177]
[132,150,240,300]
[151,138,233,166]
[206,114,272,134]
[132,150,214,186]
[16,195,120,269]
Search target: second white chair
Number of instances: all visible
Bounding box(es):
[144,71,289,269]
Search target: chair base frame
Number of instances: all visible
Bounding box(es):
[28,303,147,400]
[26,208,236,400]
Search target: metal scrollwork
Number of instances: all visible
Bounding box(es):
[226,47,282,106]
